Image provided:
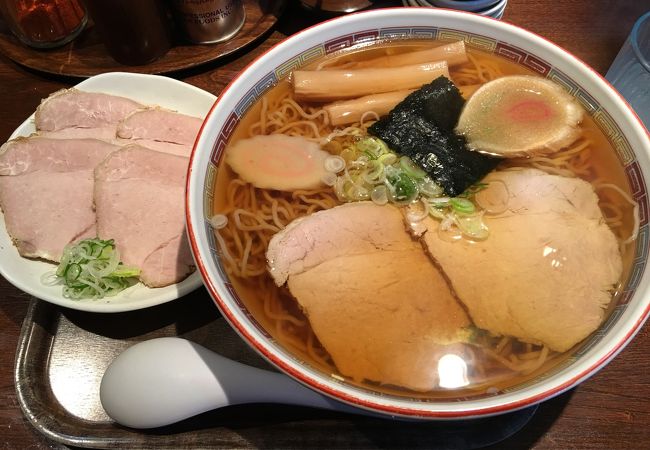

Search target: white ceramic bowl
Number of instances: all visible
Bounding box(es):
[187,8,650,419]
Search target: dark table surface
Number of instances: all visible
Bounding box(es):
[1,0,649,448]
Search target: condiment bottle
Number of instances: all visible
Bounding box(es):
[169,0,245,44]
[0,0,87,48]
[82,0,172,66]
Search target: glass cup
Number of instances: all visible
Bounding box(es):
[605,11,650,129]
[0,0,87,48]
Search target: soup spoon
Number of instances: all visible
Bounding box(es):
[100,337,364,428]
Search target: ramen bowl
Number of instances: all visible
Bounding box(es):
[186,8,650,419]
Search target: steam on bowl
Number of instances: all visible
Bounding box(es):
[186,8,650,419]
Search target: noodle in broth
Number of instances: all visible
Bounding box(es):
[212,44,636,397]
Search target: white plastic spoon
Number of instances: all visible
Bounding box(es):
[100,337,366,428]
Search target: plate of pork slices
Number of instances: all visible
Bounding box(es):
[0,72,216,312]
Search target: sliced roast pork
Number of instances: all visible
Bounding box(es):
[115,108,203,157]
[119,139,191,157]
[35,89,143,131]
[117,108,203,145]
[410,168,622,352]
[267,202,470,391]
[37,126,123,143]
[0,137,119,261]
[94,145,194,287]
[268,201,427,286]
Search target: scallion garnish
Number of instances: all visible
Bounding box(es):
[333,137,489,240]
[53,238,140,299]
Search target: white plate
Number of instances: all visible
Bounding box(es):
[1,72,216,313]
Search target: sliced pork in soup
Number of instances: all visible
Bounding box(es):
[0,137,119,261]
[94,145,195,287]
[268,201,421,285]
[410,168,622,353]
[267,202,471,391]
[35,89,143,131]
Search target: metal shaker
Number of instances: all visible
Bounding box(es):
[170,0,246,44]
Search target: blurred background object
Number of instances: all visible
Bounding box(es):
[82,0,172,65]
[170,0,246,44]
[606,10,650,128]
[298,0,372,13]
[400,0,508,20]
[0,0,86,48]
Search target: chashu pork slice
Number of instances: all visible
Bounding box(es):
[410,168,622,353]
[0,137,119,261]
[35,89,143,131]
[267,202,471,391]
[116,108,203,157]
[94,145,195,287]
[268,201,418,286]
[37,126,123,144]
[120,140,191,157]
[117,108,203,145]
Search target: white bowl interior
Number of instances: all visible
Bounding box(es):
[187,9,650,417]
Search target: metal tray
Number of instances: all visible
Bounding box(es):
[15,293,537,449]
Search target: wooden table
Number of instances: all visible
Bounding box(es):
[1,0,648,448]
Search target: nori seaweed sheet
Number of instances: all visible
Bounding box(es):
[369,76,500,196]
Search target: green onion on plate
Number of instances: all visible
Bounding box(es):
[50,238,140,300]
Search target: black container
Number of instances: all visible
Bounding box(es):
[83,0,172,65]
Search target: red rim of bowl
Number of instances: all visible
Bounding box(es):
[186,7,650,418]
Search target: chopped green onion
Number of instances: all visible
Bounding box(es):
[455,213,489,240]
[370,185,389,205]
[111,266,142,278]
[65,263,81,283]
[459,182,489,197]
[52,238,140,300]
[428,197,450,206]
[363,149,377,160]
[332,136,489,241]
[427,205,446,219]
[388,173,418,202]
[355,137,387,159]
[378,153,397,165]
[418,179,443,197]
[362,160,384,183]
[400,156,427,179]
[324,155,346,173]
[450,197,476,215]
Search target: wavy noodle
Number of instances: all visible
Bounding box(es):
[453,51,504,86]
[211,44,635,394]
[502,138,593,178]
[248,84,331,141]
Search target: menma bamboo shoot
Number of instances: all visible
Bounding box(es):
[324,83,481,126]
[353,41,468,69]
[293,61,449,102]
